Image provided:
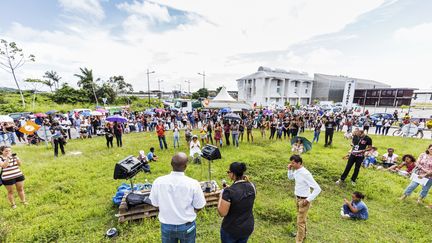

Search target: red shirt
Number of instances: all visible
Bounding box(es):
[156,125,165,137]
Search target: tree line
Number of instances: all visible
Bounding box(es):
[1,39,134,108]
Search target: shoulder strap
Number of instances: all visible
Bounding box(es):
[249,182,256,195]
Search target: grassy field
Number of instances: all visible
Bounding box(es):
[0,130,431,242]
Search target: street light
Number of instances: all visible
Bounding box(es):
[146,69,155,105]
[157,79,164,91]
[184,80,191,94]
[197,71,206,89]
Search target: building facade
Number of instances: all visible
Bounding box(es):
[353,88,416,107]
[237,67,313,107]
[412,89,432,105]
[312,73,390,102]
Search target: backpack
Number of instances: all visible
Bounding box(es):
[125,192,152,209]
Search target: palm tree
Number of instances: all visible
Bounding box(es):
[43,70,62,90]
[74,67,99,106]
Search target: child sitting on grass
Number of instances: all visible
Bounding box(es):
[147,147,158,162]
[291,138,304,154]
[341,191,369,220]
[363,147,379,168]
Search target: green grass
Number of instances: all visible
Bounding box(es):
[1,131,431,242]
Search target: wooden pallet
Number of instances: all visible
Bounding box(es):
[116,190,221,223]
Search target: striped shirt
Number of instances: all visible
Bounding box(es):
[0,156,24,181]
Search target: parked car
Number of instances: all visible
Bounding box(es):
[370,113,393,125]
[8,112,33,121]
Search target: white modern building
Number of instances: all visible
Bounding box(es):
[412,89,432,105]
[237,67,313,107]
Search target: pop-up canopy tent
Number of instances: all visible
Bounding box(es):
[205,87,252,112]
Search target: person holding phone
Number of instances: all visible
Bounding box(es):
[287,155,321,243]
[0,145,27,209]
[218,162,256,243]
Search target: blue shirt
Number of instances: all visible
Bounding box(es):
[147,152,155,161]
[352,201,368,220]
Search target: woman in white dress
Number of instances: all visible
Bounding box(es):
[189,135,201,159]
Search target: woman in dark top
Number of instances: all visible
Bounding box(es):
[218,162,256,243]
[104,122,114,148]
[113,121,123,147]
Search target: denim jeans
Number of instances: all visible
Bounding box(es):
[232,133,239,147]
[159,136,168,149]
[375,125,382,134]
[7,132,15,144]
[404,178,432,199]
[173,134,180,148]
[161,221,196,243]
[220,228,249,243]
[312,131,320,143]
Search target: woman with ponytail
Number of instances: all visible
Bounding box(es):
[217,162,256,243]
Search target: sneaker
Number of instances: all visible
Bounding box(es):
[341,214,351,219]
[340,207,345,216]
[351,181,356,186]
[399,195,407,200]
[417,198,424,204]
[11,204,17,209]
[336,179,344,185]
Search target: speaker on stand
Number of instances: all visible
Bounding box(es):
[201,145,222,192]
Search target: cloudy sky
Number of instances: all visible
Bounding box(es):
[0,0,431,92]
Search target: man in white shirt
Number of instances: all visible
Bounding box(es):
[287,155,321,243]
[381,148,399,168]
[149,152,206,243]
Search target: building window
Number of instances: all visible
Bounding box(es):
[277,87,281,94]
[294,81,298,87]
[305,89,308,94]
[430,94,432,100]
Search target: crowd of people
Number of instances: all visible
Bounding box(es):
[1,105,431,243]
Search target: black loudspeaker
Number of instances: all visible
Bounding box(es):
[114,155,144,180]
[201,145,222,160]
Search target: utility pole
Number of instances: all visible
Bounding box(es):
[184,80,191,94]
[147,69,155,105]
[198,71,206,89]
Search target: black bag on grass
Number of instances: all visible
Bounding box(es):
[126,192,152,209]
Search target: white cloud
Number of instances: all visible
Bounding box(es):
[58,0,105,21]
[117,1,172,23]
[1,0,392,92]
[393,22,432,43]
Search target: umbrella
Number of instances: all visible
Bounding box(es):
[219,108,231,113]
[96,108,108,113]
[263,109,273,116]
[106,115,128,123]
[81,111,91,117]
[223,113,241,121]
[19,121,41,135]
[291,136,312,153]
[0,115,13,123]
[144,111,155,115]
[155,108,165,113]
[35,113,48,118]
[46,110,57,115]
[91,111,103,116]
